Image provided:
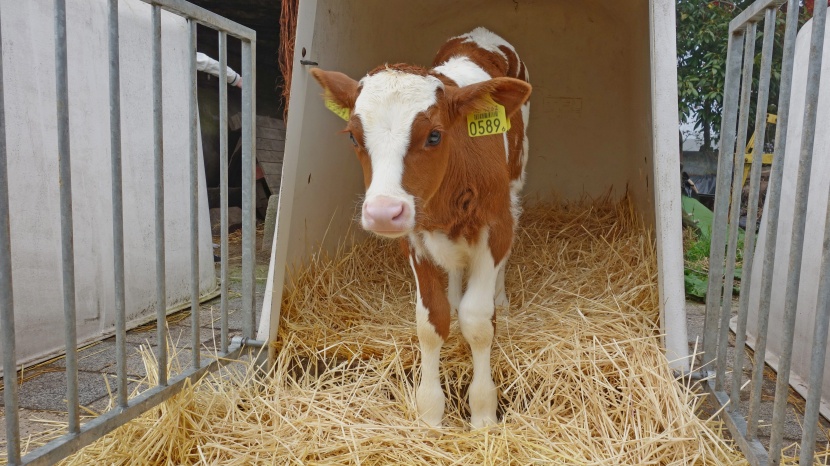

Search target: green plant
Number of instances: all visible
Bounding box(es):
[683,226,743,300]
[684,228,711,299]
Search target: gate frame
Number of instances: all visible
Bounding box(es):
[701,0,828,465]
[0,1,264,464]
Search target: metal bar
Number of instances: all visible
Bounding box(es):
[746,0,801,439]
[673,369,711,382]
[54,0,80,435]
[703,29,745,369]
[107,0,128,410]
[230,336,266,348]
[768,2,827,462]
[729,0,787,32]
[20,344,249,466]
[730,7,776,409]
[152,4,168,387]
[717,21,757,391]
[189,20,200,369]
[250,41,257,337]
[219,31,229,354]
[241,39,256,339]
[705,380,770,466]
[136,0,255,41]
[250,39,257,337]
[0,8,22,464]
[800,111,830,466]
[2,3,261,466]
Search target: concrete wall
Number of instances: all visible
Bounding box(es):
[0,0,216,371]
[261,0,687,370]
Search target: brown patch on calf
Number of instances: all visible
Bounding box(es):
[517,61,528,82]
[433,39,509,78]
[506,115,526,184]
[498,45,521,78]
[488,217,513,266]
[405,242,451,340]
[431,72,458,88]
[455,188,475,214]
[412,113,514,246]
[431,36,531,195]
[399,74,529,248]
[368,63,431,77]
[400,107,452,209]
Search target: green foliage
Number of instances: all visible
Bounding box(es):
[676,1,812,149]
[683,231,742,300]
[684,230,711,300]
[681,195,714,239]
[684,269,709,299]
[675,1,818,298]
[681,196,743,300]
[676,0,740,150]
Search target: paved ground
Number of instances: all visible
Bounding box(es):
[686,300,830,460]
[0,229,269,456]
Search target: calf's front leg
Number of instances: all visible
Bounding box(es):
[494,261,509,308]
[408,254,451,427]
[448,268,462,315]
[459,245,500,429]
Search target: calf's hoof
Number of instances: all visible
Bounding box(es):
[418,410,444,428]
[470,412,498,430]
[494,291,509,309]
[469,380,498,429]
[416,385,445,427]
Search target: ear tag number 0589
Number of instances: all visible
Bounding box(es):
[467,95,510,137]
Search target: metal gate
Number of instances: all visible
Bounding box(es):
[703,0,828,465]
[0,1,264,464]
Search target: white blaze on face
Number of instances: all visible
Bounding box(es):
[354,70,443,237]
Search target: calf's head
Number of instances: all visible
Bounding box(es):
[310,66,530,238]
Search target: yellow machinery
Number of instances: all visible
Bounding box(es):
[743,113,777,186]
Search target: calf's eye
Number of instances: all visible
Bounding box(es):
[349,132,358,147]
[426,130,442,147]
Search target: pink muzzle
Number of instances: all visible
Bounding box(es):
[362,196,411,236]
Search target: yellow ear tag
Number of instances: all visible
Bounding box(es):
[466,95,510,137]
[325,98,350,121]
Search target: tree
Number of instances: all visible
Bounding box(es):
[676,1,746,153]
[676,1,816,152]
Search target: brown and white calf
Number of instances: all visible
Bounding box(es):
[310,27,531,428]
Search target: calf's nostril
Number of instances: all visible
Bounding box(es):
[390,204,405,221]
[366,199,404,219]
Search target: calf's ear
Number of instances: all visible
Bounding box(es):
[448,77,531,122]
[309,69,359,117]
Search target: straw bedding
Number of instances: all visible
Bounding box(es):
[48,198,749,465]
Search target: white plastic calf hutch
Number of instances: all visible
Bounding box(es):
[259,0,688,371]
